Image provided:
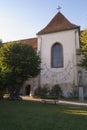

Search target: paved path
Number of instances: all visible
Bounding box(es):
[21,96,87,106]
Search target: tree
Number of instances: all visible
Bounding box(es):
[80,29,87,68]
[0,41,41,99]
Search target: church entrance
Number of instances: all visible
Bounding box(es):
[25,85,31,96]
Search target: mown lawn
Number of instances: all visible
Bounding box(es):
[0,100,87,130]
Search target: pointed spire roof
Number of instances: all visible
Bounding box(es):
[37,12,79,35]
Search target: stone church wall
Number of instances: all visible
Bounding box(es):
[37,29,80,97]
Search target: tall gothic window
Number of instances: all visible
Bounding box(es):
[51,43,63,68]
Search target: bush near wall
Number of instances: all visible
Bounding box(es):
[34,85,49,98]
[50,84,62,99]
[34,84,62,99]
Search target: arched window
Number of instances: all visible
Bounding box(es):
[51,43,63,68]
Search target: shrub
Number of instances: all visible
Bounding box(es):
[34,85,49,98]
[50,84,62,99]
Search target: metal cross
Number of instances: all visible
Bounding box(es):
[57,6,62,12]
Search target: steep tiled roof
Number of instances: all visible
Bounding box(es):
[5,38,37,49]
[37,12,79,35]
[19,38,37,49]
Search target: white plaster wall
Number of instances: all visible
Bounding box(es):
[37,29,80,97]
[20,76,39,96]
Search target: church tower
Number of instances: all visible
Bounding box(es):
[37,11,80,97]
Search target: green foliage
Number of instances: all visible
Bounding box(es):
[50,84,62,99]
[34,84,62,99]
[0,41,41,99]
[80,29,87,50]
[34,85,49,98]
[80,29,87,68]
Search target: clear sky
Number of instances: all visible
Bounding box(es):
[0,0,87,42]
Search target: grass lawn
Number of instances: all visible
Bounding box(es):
[0,100,87,130]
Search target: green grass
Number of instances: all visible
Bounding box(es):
[0,100,87,130]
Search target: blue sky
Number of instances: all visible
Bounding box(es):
[0,0,87,42]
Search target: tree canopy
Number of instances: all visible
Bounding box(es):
[80,29,87,68]
[0,41,41,99]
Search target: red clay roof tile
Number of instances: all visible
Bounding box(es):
[37,12,79,35]
[20,38,37,49]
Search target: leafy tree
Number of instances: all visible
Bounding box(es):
[80,29,87,68]
[0,41,41,99]
[0,40,4,98]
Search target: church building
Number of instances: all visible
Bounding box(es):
[20,11,87,99]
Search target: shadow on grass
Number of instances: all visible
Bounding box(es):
[0,100,87,130]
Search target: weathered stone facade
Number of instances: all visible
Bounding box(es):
[20,12,87,98]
